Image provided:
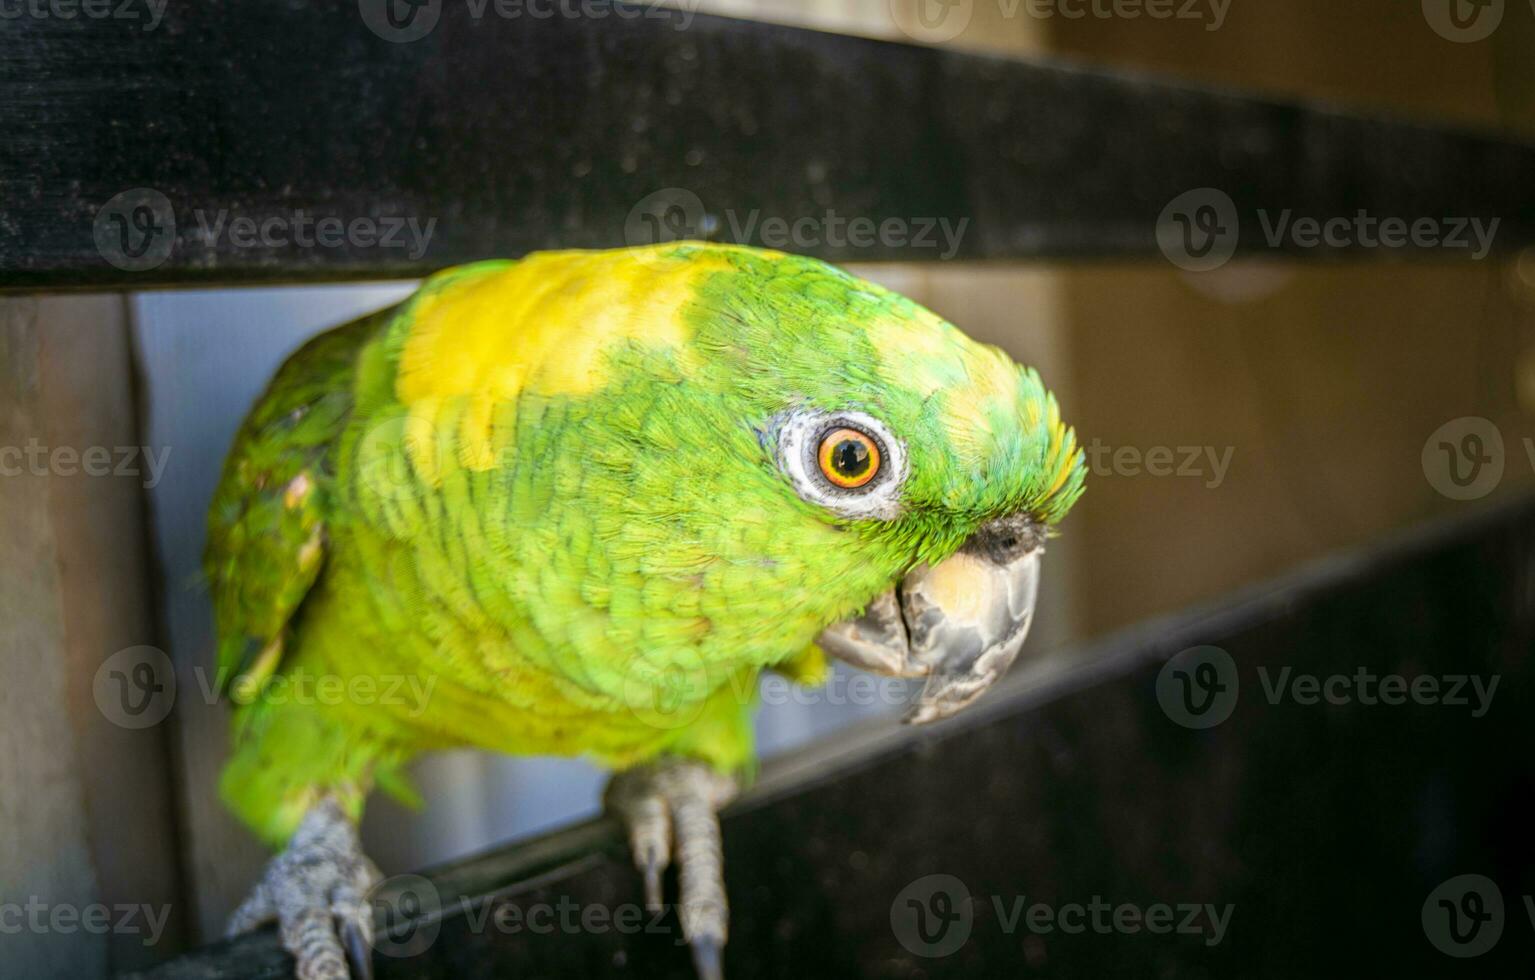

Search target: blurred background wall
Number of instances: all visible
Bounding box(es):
[107,0,1535,954]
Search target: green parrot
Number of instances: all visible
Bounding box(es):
[207,242,1084,980]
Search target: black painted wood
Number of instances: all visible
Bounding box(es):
[128,495,1535,978]
[5,3,1535,290]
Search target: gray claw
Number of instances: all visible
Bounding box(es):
[606,760,737,980]
[228,797,381,980]
[642,853,664,913]
[342,919,374,980]
[691,937,724,980]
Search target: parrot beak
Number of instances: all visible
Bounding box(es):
[815,514,1044,725]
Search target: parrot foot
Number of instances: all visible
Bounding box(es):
[605,758,738,980]
[227,798,381,980]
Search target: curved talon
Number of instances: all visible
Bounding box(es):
[228,798,380,980]
[606,759,737,979]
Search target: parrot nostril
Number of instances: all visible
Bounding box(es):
[968,513,1045,566]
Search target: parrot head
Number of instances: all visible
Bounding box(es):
[704,248,1082,723]
[393,242,1085,724]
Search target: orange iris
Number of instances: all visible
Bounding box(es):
[817,427,881,489]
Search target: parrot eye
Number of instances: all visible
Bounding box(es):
[817,427,881,489]
[774,409,908,520]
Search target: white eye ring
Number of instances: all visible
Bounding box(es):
[774,409,909,521]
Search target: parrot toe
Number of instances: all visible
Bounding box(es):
[606,759,737,979]
[227,797,380,980]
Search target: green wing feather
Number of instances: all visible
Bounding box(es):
[205,313,385,699]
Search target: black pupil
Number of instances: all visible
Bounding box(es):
[833,439,870,477]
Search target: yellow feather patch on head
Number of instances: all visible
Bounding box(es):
[393,245,738,479]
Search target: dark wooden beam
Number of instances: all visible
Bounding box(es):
[5,3,1535,291]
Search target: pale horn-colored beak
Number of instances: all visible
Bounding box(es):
[815,513,1044,724]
